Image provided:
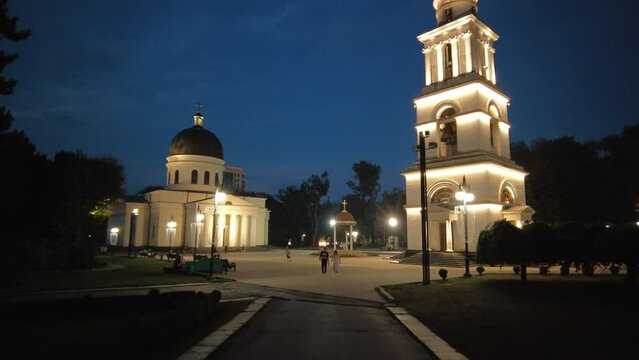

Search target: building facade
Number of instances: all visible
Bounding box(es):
[107,112,269,250]
[223,166,246,194]
[403,0,534,252]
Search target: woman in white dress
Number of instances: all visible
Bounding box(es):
[331,250,341,273]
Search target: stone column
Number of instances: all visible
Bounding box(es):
[446,220,453,251]
[436,44,444,83]
[489,46,496,84]
[423,47,432,86]
[451,38,459,77]
[464,33,472,73]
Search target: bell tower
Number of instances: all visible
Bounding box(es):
[402,0,534,253]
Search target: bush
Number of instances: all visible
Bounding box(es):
[513,265,521,275]
[476,266,485,276]
[560,262,570,276]
[539,265,549,275]
[609,264,620,276]
[582,262,595,276]
[438,268,448,281]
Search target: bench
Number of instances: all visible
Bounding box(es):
[184,259,237,274]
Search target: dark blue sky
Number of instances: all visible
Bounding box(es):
[5,0,638,200]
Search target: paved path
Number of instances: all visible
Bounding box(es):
[210,298,435,360]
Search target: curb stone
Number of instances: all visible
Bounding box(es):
[177,297,270,360]
[378,286,468,360]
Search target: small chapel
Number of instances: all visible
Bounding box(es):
[403,0,534,252]
[107,111,270,250]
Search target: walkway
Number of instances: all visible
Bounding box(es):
[210,297,435,360]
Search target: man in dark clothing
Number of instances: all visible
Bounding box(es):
[319,247,329,274]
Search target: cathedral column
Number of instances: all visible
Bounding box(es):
[423,47,432,86]
[451,38,459,77]
[463,33,472,74]
[436,44,444,82]
[489,46,496,84]
[446,220,453,251]
[483,42,491,81]
[229,214,237,247]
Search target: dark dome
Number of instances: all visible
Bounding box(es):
[169,126,224,159]
[336,210,356,223]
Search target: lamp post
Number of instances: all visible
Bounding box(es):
[419,131,438,285]
[167,218,176,253]
[302,233,306,247]
[128,208,139,257]
[388,217,398,250]
[352,231,358,249]
[193,212,204,260]
[210,190,227,276]
[455,175,475,278]
[109,227,119,252]
[330,219,336,250]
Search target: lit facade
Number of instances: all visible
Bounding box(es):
[403,0,534,252]
[107,112,269,250]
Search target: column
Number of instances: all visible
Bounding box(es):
[423,48,432,86]
[229,214,237,247]
[446,220,453,251]
[464,34,472,73]
[436,44,444,83]
[251,214,258,247]
[483,43,491,81]
[489,46,496,84]
[451,38,459,77]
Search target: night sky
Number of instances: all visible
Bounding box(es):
[5,0,638,200]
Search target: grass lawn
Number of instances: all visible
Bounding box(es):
[0,255,233,293]
[385,273,639,360]
[3,296,253,360]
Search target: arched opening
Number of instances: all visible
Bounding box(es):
[431,187,455,205]
[191,170,198,184]
[174,170,180,184]
[501,186,515,206]
[488,103,500,119]
[204,171,210,185]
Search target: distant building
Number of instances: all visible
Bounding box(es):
[223,166,245,193]
[403,0,533,252]
[107,112,269,250]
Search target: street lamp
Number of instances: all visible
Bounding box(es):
[455,175,475,278]
[302,233,306,247]
[193,211,204,260]
[330,219,336,250]
[109,227,119,248]
[128,208,139,257]
[210,190,227,276]
[388,217,398,250]
[166,218,176,252]
[352,231,358,248]
[419,131,438,285]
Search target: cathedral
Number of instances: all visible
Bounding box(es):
[107,111,270,251]
[403,0,534,252]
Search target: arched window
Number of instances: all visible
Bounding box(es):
[215,173,220,186]
[488,103,500,119]
[439,107,456,119]
[204,171,210,185]
[191,170,198,184]
[174,170,180,184]
[431,188,455,205]
[501,187,515,205]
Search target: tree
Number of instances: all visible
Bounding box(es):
[1,0,31,131]
[477,220,528,282]
[300,171,330,246]
[379,187,406,247]
[346,161,381,242]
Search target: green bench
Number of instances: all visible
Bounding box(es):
[184,259,235,274]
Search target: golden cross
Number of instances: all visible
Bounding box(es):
[342,200,347,211]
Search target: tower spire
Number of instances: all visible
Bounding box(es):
[193,103,204,127]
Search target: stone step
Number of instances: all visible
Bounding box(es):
[392,251,471,268]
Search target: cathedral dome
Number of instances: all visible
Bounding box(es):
[336,210,355,223]
[168,113,224,159]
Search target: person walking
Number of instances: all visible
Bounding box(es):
[319,247,329,274]
[285,246,292,262]
[331,250,341,273]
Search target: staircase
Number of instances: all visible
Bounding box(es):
[391,251,470,268]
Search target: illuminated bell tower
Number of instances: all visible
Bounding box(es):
[402,0,534,252]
